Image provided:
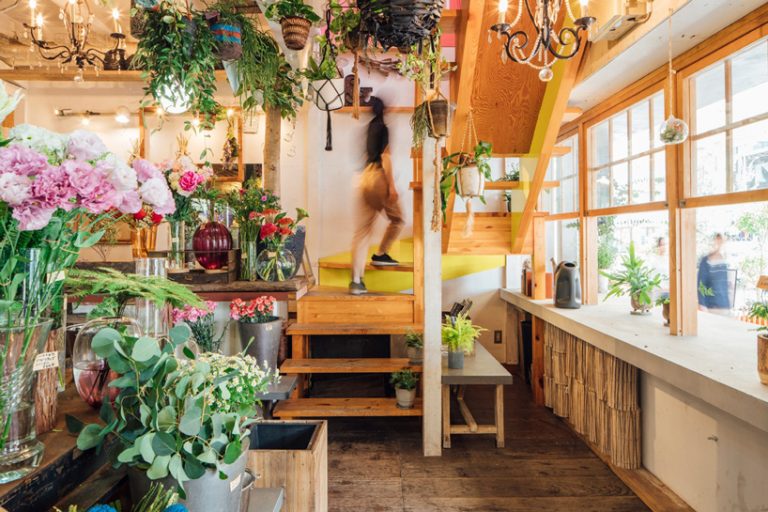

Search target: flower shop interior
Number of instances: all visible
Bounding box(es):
[1,0,768,511]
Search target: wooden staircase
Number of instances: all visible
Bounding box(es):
[273,287,424,419]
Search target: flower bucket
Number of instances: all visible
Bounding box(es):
[280,16,312,50]
[457,165,485,198]
[211,21,243,61]
[448,350,464,369]
[239,317,283,372]
[130,225,158,259]
[311,79,345,112]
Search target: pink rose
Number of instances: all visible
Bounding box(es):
[177,170,200,196]
[0,144,49,176]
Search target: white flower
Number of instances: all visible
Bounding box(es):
[66,129,109,162]
[139,176,173,208]
[8,124,66,164]
[0,81,22,126]
[103,153,138,192]
[0,173,32,206]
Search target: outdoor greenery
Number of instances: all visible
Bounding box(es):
[749,300,768,333]
[265,0,321,22]
[390,369,418,390]
[600,241,662,311]
[736,205,768,291]
[597,216,618,270]
[442,314,485,353]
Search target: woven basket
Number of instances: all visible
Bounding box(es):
[358,0,444,50]
[281,16,311,51]
[426,99,449,137]
[212,21,243,61]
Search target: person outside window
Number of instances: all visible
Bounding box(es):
[697,233,732,314]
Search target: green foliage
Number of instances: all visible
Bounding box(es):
[698,281,715,298]
[302,52,340,81]
[597,216,618,270]
[600,241,662,310]
[265,0,321,22]
[736,206,768,290]
[440,141,494,218]
[442,314,485,353]
[498,164,520,182]
[66,268,203,318]
[225,181,281,243]
[328,1,361,51]
[390,368,418,390]
[404,330,423,349]
[749,301,768,333]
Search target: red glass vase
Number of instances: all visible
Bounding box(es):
[193,221,232,270]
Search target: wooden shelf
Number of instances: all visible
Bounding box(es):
[281,358,421,374]
[0,68,228,82]
[439,9,459,35]
[409,180,559,191]
[318,261,414,272]
[335,106,414,114]
[287,322,421,336]
[273,398,423,418]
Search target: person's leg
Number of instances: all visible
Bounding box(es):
[351,194,378,284]
[378,198,405,255]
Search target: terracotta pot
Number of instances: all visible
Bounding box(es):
[193,221,232,271]
[395,387,416,409]
[758,334,768,385]
[457,165,485,198]
[630,294,651,315]
[280,16,311,50]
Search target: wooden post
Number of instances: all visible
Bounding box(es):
[531,215,547,300]
[422,137,442,457]
[580,216,599,305]
[264,104,281,193]
[531,316,546,405]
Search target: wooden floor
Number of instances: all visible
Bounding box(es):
[325,382,651,512]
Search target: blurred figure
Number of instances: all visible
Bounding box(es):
[649,236,669,293]
[349,97,404,295]
[697,233,731,314]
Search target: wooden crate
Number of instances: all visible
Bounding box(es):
[247,420,328,512]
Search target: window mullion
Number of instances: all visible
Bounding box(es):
[725,58,734,193]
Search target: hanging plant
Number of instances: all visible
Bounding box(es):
[358,0,444,51]
[265,0,321,51]
[329,0,363,52]
[132,0,221,129]
[209,10,244,61]
[441,137,493,237]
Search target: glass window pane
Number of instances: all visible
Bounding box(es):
[611,112,629,161]
[546,220,581,270]
[592,121,610,167]
[731,40,768,123]
[594,170,610,208]
[652,151,666,201]
[693,133,727,196]
[732,119,768,193]
[630,156,651,204]
[652,93,666,149]
[631,101,650,156]
[562,176,576,213]
[693,63,726,134]
[612,163,629,206]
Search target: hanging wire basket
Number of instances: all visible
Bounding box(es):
[358,0,444,51]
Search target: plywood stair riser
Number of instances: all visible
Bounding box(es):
[297,291,416,325]
[273,398,423,418]
[281,358,421,374]
[446,212,535,255]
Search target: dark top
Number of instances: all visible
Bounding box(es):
[697,255,731,309]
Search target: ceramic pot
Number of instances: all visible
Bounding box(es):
[395,387,416,409]
[759,334,768,385]
[193,221,232,271]
[630,294,651,315]
[406,346,423,364]
[311,79,345,111]
[238,318,282,372]
[457,166,485,198]
[448,350,464,369]
[280,16,311,50]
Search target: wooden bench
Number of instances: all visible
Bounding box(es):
[442,343,514,448]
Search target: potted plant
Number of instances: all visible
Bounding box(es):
[441,314,485,369]
[601,241,662,315]
[404,330,423,363]
[748,297,768,385]
[172,301,228,353]
[358,0,444,51]
[71,324,276,512]
[390,369,419,409]
[497,164,520,212]
[304,50,345,112]
[230,296,282,371]
[329,0,363,51]
[265,0,321,51]
[58,482,182,512]
[656,293,670,326]
[441,140,493,235]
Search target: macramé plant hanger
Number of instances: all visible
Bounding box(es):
[314,7,346,151]
[454,108,485,238]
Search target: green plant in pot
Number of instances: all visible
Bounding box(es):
[329,0,362,51]
[749,295,768,385]
[441,140,493,236]
[655,293,670,326]
[303,49,345,112]
[442,314,485,369]
[390,369,419,409]
[601,241,662,315]
[404,330,423,363]
[69,324,277,512]
[265,0,321,51]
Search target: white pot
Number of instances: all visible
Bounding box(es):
[457,165,485,198]
[311,79,345,111]
[395,387,416,409]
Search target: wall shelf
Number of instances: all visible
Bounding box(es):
[335,106,414,114]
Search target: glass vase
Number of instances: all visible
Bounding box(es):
[0,318,53,483]
[240,240,259,282]
[256,248,297,282]
[73,317,142,409]
[167,220,187,274]
[193,222,232,272]
[131,225,158,259]
[134,258,170,338]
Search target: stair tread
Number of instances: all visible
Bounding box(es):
[273,397,423,418]
[281,358,422,374]
[304,286,415,300]
[287,322,422,335]
[319,261,415,272]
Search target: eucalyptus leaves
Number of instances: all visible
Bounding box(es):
[71,324,277,491]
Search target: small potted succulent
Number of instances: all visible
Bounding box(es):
[265,0,321,51]
[601,241,662,315]
[390,369,419,409]
[404,330,423,363]
[748,292,768,385]
[656,293,670,326]
[442,314,485,369]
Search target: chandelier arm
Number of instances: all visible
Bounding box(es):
[544,26,582,60]
[501,30,530,63]
[509,32,543,64]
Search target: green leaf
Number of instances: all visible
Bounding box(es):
[169,453,188,483]
[140,403,151,427]
[169,323,192,346]
[140,433,156,464]
[107,352,132,374]
[75,229,106,248]
[117,445,140,463]
[99,401,116,425]
[152,431,177,456]
[175,375,190,399]
[66,414,85,434]
[77,424,105,451]
[147,454,171,480]
[92,328,121,358]
[183,453,206,479]
[223,438,242,465]
[179,405,202,436]
[132,336,161,362]
[196,446,217,465]
[157,406,177,431]
[109,374,136,389]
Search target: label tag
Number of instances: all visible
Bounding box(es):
[758,276,768,290]
[230,473,242,492]
[47,270,66,283]
[33,352,59,371]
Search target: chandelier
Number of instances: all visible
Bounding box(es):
[490,0,595,81]
[25,0,129,81]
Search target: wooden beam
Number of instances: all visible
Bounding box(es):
[531,316,546,406]
[531,215,547,300]
[562,106,582,124]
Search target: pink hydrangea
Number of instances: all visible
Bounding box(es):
[30,165,75,211]
[0,173,32,206]
[66,130,109,162]
[0,144,49,176]
[133,158,163,182]
[12,203,56,231]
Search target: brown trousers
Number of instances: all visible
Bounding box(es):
[351,164,405,281]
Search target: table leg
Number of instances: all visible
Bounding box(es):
[442,384,451,449]
[495,384,505,448]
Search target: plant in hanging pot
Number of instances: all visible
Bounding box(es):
[172,301,228,354]
[303,52,345,112]
[441,314,485,369]
[265,0,321,51]
[441,140,493,236]
[390,369,419,409]
[230,296,282,372]
[70,324,276,512]
[748,298,768,385]
[208,9,244,62]
[601,241,662,315]
[404,330,423,363]
[358,0,444,51]
[329,0,363,51]
[257,207,309,282]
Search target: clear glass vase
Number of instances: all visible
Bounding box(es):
[73,317,142,409]
[240,240,259,282]
[0,318,53,483]
[256,248,297,282]
[134,258,170,338]
[167,220,187,273]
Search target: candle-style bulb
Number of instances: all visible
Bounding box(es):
[499,0,508,13]
[111,7,119,19]
[28,0,36,9]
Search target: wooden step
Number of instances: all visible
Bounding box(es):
[281,358,422,374]
[302,287,416,300]
[318,261,415,272]
[287,322,421,336]
[273,398,423,418]
[298,287,416,324]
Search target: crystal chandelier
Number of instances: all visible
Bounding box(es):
[490,0,595,81]
[25,0,128,81]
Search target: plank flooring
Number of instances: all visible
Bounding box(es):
[325,381,651,512]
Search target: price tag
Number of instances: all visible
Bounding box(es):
[758,276,768,290]
[230,473,242,492]
[33,352,59,371]
[47,270,66,283]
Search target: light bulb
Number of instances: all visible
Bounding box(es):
[28,0,36,9]
[114,105,131,124]
[191,117,200,128]
[499,0,508,12]
[539,67,554,81]
[80,115,90,126]
[226,108,234,118]
[579,0,588,6]
[36,13,43,26]
[111,7,119,19]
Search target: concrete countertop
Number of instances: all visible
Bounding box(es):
[501,289,768,434]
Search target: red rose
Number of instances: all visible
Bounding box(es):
[260,222,278,240]
[133,209,147,221]
[151,212,163,224]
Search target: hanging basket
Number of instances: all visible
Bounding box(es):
[280,16,312,50]
[211,21,243,61]
[457,165,485,198]
[223,59,239,94]
[426,99,450,138]
[358,0,444,51]
[311,79,345,111]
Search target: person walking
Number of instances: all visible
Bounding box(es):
[697,233,732,314]
[349,97,405,295]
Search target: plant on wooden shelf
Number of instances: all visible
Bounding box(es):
[404,330,423,363]
[172,301,228,354]
[390,369,419,409]
[257,207,309,282]
[230,296,282,371]
[70,324,276,512]
[265,0,321,51]
[442,314,485,369]
[748,285,768,385]
[600,241,662,315]
[441,140,493,236]
[655,293,670,326]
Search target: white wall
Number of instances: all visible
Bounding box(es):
[642,373,768,512]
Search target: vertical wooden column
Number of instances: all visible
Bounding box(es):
[578,123,599,305]
[531,215,547,300]
[531,316,546,405]
[422,137,443,457]
[264,104,281,193]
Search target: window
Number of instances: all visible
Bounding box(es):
[588,92,666,209]
[689,38,768,196]
[539,135,579,215]
[545,220,580,272]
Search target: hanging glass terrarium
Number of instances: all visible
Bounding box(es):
[659,11,689,146]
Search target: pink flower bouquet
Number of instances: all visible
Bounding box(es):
[229,297,278,324]
[162,156,213,223]
[171,301,227,353]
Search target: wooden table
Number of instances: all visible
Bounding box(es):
[442,343,514,448]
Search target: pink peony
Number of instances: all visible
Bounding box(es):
[63,159,99,196]
[0,144,49,176]
[12,203,56,231]
[66,130,108,162]
[133,159,163,182]
[177,170,200,196]
[139,177,175,215]
[99,157,138,192]
[0,173,32,206]
[31,165,75,211]
[114,190,142,214]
